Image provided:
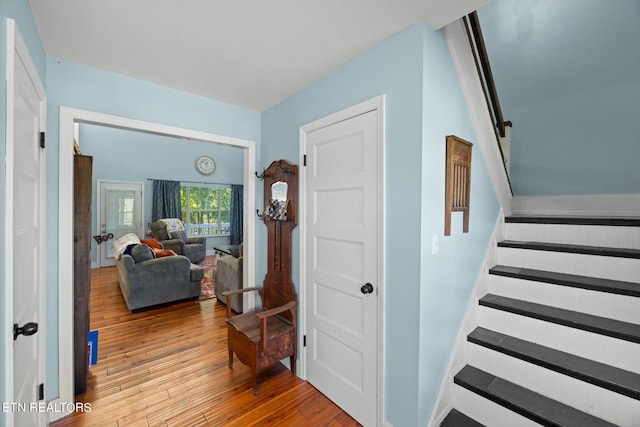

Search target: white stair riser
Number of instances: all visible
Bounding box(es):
[497,247,640,282]
[477,306,640,372]
[453,384,541,427]
[488,275,640,324]
[505,223,640,250]
[467,343,640,426]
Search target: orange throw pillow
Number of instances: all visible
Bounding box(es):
[153,248,176,258]
[141,238,162,249]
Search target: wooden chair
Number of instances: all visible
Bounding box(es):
[223,159,299,395]
[222,286,297,395]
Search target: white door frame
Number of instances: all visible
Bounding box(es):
[298,95,386,425]
[52,106,257,421]
[4,18,47,427]
[96,179,145,268]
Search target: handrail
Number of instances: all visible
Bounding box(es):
[465,11,510,138]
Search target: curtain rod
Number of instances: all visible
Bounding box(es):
[146,178,240,187]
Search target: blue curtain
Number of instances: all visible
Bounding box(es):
[230,185,243,245]
[152,180,182,221]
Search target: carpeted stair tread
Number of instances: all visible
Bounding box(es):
[440,409,485,427]
[479,294,640,343]
[498,240,640,259]
[489,265,640,297]
[468,327,640,400]
[505,216,640,227]
[454,365,617,427]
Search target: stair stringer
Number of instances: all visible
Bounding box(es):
[428,210,505,426]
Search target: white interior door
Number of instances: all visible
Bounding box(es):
[304,107,382,426]
[6,19,46,427]
[98,181,143,267]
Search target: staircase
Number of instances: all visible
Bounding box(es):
[441,216,640,426]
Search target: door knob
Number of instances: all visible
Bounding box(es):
[13,322,38,341]
[360,283,374,294]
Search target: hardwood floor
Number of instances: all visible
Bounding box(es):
[51,266,360,426]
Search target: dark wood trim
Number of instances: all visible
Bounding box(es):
[489,265,640,297]
[73,154,92,395]
[505,216,640,227]
[498,240,640,259]
[467,11,507,138]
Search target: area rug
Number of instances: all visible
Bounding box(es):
[198,255,217,300]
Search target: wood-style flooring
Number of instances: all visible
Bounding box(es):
[51,266,360,426]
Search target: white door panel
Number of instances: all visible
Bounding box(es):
[7,19,46,427]
[305,108,381,426]
[98,181,143,267]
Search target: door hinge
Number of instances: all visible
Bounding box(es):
[303,335,307,347]
[303,154,307,166]
[39,132,45,149]
[38,383,44,401]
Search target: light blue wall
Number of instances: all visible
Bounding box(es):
[78,124,245,261]
[262,24,425,426]
[418,27,500,425]
[3,3,501,424]
[478,0,640,196]
[45,59,260,399]
[0,2,47,425]
[262,23,499,426]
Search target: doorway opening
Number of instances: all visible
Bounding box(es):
[53,107,257,419]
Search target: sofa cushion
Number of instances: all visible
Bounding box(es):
[124,243,144,259]
[150,221,170,241]
[190,263,204,282]
[131,244,155,263]
[112,233,141,260]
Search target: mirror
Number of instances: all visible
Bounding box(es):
[266,181,288,220]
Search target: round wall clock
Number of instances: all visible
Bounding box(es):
[195,155,216,175]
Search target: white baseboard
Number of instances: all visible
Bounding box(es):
[511,194,640,217]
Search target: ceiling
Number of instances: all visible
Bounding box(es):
[29,0,490,111]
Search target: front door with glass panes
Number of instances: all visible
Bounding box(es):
[98,181,144,267]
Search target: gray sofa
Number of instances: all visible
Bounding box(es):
[150,220,206,264]
[115,244,204,312]
[214,245,243,313]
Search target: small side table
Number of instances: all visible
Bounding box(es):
[214,244,240,258]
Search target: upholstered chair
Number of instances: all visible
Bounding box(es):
[214,244,244,313]
[150,219,206,264]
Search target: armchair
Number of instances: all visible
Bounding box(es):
[150,219,206,263]
[214,245,244,313]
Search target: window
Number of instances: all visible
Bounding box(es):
[180,184,231,236]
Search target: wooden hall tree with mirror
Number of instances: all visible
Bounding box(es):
[223,159,298,395]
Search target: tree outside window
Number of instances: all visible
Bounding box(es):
[180,184,231,236]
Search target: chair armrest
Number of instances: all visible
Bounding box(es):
[186,236,206,245]
[223,287,262,318]
[254,301,297,321]
[160,239,185,253]
[222,286,261,297]
[256,301,297,353]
